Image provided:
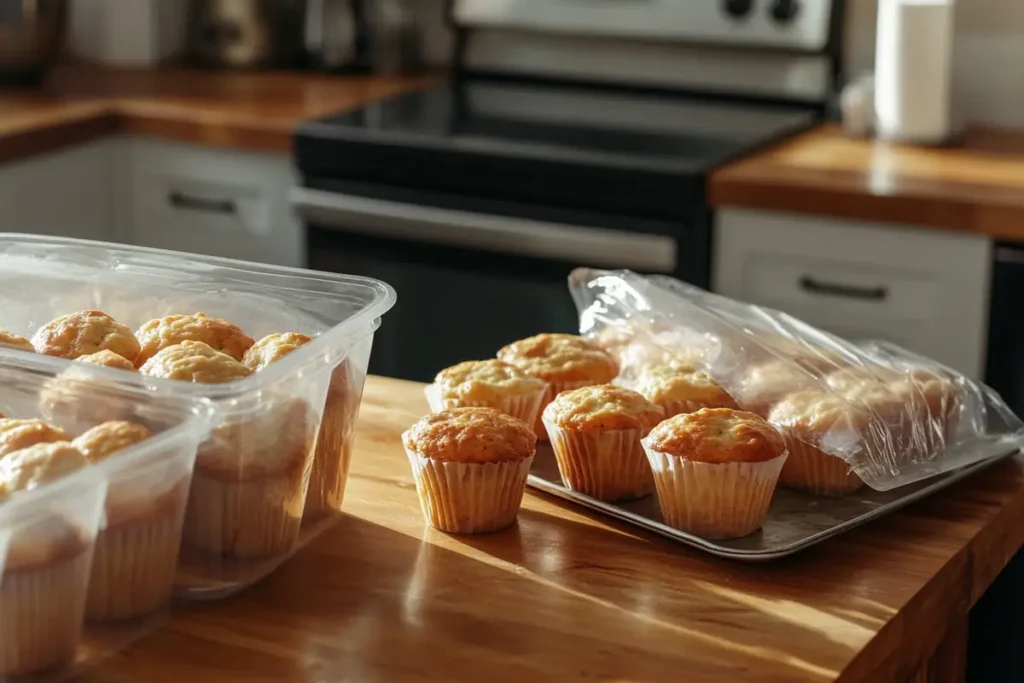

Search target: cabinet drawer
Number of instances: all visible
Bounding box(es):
[713,209,992,377]
[125,138,302,267]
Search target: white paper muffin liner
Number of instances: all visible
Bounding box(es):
[543,421,654,502]
[777,434,864,496]
[405,449,533,534]
[423,383,547,430]
[0,547,92,676]
[642,445,787,540]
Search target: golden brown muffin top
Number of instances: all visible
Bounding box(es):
[635,364,739,410]
[0,441,87,495]
[135,312,254,366]
[497,333,617,384]
[139,340,253,384]
[646,407,786,464]
[434,360,546,403]
[0,418,72,458]
[242,332,313,371]
[733,360,819,413]
[0,329,33,352]
[31,310,141,363]
[766,389,890,443]
[72,421,154,463]
[75,349,136,371]
[403,407,536,463]
[542,384,664,431]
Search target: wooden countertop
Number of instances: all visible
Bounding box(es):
[0,64,434,161]
[710,123,1024,241]
[83,376,1024,683]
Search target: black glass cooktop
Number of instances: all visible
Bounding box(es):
[295,80,818,215]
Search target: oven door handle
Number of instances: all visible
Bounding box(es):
[289,187,678,273]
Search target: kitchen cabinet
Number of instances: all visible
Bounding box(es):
[714,208,992,378]
[121,138,304,267]
[0,139,115,242]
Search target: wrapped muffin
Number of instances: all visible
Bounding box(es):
[498,333,618,440]
[403,407,536,534]
[635,363,739,418]
[135,312,254,367]
[642,408,787,539]
[542,385,663,501]
[0,442,93,676]
[426,359,547,427]
[31,310,141,364]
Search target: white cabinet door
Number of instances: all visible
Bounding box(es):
[124,138,303,268]
[0,140,114,242]
[714,209,992,378]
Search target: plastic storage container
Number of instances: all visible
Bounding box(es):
[0,348,214,681]
[0,234,396,598]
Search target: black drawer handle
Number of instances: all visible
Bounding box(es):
[798,275,888,301]
[169,191,236,215]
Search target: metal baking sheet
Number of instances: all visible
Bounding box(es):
[527,444,1019,561]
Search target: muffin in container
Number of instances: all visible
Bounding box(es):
[0,330,33,352]
[403,407,536,534]
[242,332,363,523]
[767,390,872,496]
[0,418,71,457]
[635,363,739,418]
[542,385,664,502]
[141,341,316,561]
[887,368,964,455]
[0,442,96,677]
[135,312,254,367]
[642,408,787,539]
[733,359,820,418]
[73,421,189,621]
[75,350,137,371]
[498,333,618,440]
[426,359,547,426]
[31,310,142,364]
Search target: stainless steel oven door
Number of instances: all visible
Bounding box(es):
[292,186,681,382]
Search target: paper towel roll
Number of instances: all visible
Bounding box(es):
[874,0,956,144]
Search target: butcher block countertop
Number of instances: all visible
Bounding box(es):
[80,376,1024,683]
[711,123,1024,241]
[0,64,434,160]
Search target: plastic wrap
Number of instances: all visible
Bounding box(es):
[570,268,1024,491]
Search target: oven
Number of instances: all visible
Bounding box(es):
[293,179,706,381]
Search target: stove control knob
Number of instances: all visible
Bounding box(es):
[770,0,801,23]
[724,0,755,19]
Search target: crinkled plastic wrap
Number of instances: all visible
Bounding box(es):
[570,269,1024,491]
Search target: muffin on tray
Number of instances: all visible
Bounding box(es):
[733,359,820,418]
[403,407,536,534]
[498,333,618,440]
[0,330,33,352]
[642,408,787,539]
[32,310,141,364]
[0,418,71,458]
[0,441,93,677]
[887,368,964,454]
[427,359,547,425]
[243,332,358,522]
[73,420,186,621]
[635,363,739,418]
[767,391,872,496]
[142,341,316,559]
[135,312,254,367]
[75,350,136,371]
[542,385,663,501]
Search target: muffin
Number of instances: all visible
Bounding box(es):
[73,421,186,621]
[887,368,963,454]
[542,385,664,501]
[733,360,820,418]
[243,332,357,523]
[427,360,547,426]
[135,312,254,367]
[403,407,536,534]
[0,330,33,352]
[635,363,739,418]
[0,418,71,458]
[498,333,618,440]
[0,442,92,676]
[642,408,787,539]
[767,391,870,496]
[31,310,141,364]
[75,350,136,371]
[142,341,316,559]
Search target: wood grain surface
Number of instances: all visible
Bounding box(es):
[710,123,1024,240]
[79,376,1024,683]
[0,64,434,158]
